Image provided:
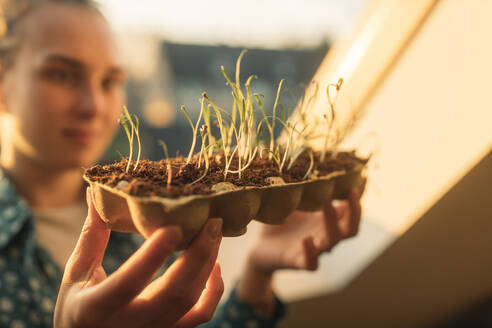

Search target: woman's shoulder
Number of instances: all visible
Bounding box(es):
[0,168,32,250]
[0,173,33,267]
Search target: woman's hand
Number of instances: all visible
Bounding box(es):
[54,189,224,328]
[249,187,363,272]
[237,186,364,316]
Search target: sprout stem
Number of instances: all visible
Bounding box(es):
[182,104,204,164]
[302,149,315,180]
[271,79,284,154]
[120,106,137,173]
[158,140,172,190]
[321,78,343,161]
[132,115,141,171]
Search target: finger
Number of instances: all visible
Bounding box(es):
[63,187,111,283]
[345,188,362,237]
[334,202,348,221]
[334,201,351,237]
[359,178,367,196]
[138,218,223,321]
[84,225,182,315]
[320,201,342,251]
[173,262,224,328]
[297,236,319,271]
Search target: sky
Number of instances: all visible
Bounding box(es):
[96,0,368,49]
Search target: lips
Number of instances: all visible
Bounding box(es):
[62,129,98,145]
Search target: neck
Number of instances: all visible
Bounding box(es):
[0,149,86,209]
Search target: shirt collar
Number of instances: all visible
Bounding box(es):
[0,168,32,250]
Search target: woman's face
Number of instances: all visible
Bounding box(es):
[0,3,126,169]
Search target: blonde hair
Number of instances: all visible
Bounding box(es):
[0,0,101,72]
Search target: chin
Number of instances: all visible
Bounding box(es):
[46,138,111,169]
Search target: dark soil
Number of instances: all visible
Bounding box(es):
[84,151,368,198]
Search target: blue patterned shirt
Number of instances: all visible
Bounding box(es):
[0,169,284,327]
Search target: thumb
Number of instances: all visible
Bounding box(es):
[63,187,111,283]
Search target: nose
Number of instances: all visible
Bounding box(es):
[76,81,106,119]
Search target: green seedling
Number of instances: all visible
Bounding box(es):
[181,102,204,164]
[271,79,284,155]
[173,51,348,186]
[287,124,311,170]
[254,94,270,158]
[302,148,315,180]
[219,50,262,178]
[257,111,311,177]
[197,125,208,168]
[201,93,216,156]
[228,145,258,176]
[191,125,212,185]
[279,104,288,125]
[206,101,230,179]
[224,144,239,179]
[285,81,321,147]
[261,147,281,170]
[244,74,257,162]
[254,79,284,160]
[119,109,133,173]
[133,116,142,171]
[321,78,343,161]
[158,140,172,190]
[279,121,298,174]
[119,106,142,173]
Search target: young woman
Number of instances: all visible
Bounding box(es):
[0,0,364,327]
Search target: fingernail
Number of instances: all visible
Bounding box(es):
[207,218,223,241]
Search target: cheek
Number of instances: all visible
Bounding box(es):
[31,83,76,121]
[90,93,123,157]
[103,92,124,132]
[13,82,77,148]
[9,79,71,146]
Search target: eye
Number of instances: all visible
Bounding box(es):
[44,68,79,85]
[102,76,124,91]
